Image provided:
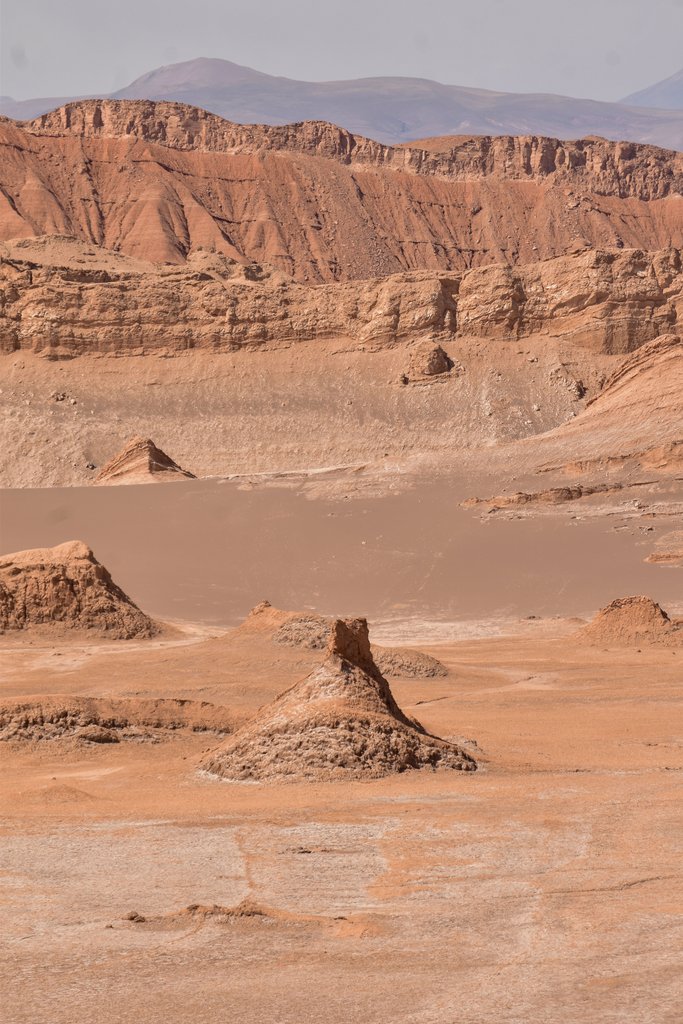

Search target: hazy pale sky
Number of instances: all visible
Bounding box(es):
[2,0,682,101]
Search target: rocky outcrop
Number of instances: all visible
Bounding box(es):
[578,596,682,646]
[1,102,682,280]
[0,540,157,637]
[462,483,620,511]
[371,646,448,679]
[271,610,332,650]
[0,241,459,356]
[1,239,679,358]
[95,436,195,484]
[0,696,236,743]
[406,341,454,380]
[201,618,475,781]
[456,249,681,355]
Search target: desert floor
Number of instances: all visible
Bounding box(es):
[1,478,682,1023]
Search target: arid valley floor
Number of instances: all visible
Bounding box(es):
[1,97,682,1023]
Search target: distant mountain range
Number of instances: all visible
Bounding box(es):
[2,57,682,150]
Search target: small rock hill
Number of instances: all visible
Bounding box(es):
[578,596,683,646]
[0,540,157,638]
[406,341,454,381]
[200,617,474,782]
[95,436,195,485]
[372,647,449,680]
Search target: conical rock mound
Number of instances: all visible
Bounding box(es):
[0,540,157,638]
[95,436,195,485]
[578,596,682,646]
[201,618,475,782]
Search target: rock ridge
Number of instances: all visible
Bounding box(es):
[22,100,683,199]
[2,105,682,279]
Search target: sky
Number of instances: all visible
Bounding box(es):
[2,0,682,102]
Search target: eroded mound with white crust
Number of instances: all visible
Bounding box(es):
[244,600,449,678]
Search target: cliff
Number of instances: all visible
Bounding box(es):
[1,238,679,358]
[1,101,681,280]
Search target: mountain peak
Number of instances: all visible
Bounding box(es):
[622,67,683,111]
[115,56,273,97]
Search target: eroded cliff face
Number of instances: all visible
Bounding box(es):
[1,239,679,358]
[1,101,682,280]
[456,248,681,353]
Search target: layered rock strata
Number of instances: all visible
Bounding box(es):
[0,696,236,743]
[1,101,682,279]
[95,436,195,484]
[1,240,679,358]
